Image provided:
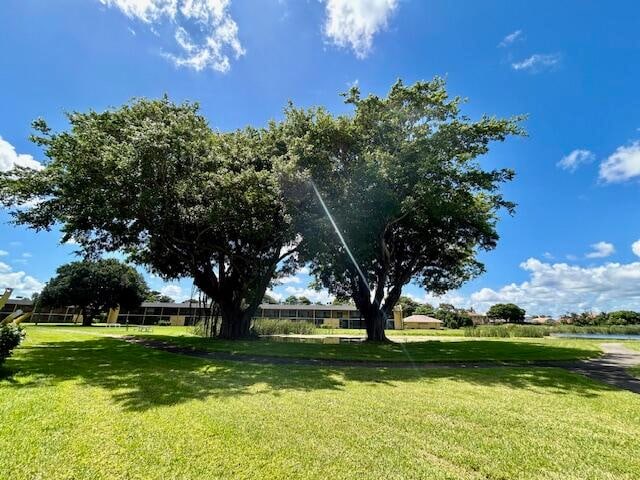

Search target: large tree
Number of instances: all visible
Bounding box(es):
[285,79,524,341]
[0,98,303,339]
[39,259,148,326]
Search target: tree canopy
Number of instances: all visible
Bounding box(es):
[146,290,175,303]
[38,259,147,326]
[285,78,524,340]
[486,303,526,323]
[0,98,304,338]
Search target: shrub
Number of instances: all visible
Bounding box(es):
[464,324,549,338]
[0,324,26,365]
[252,319,315,336]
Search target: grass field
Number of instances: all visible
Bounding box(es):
[2,327,640,479]
[23,325,605,363]
[136,332,605,363]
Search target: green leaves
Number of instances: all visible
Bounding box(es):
[285,78,525,333]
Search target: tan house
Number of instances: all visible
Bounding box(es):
[402,314,443,330]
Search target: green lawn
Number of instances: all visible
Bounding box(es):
[26,324,604,363]
[2,328,640,479]
[142,333,603,363]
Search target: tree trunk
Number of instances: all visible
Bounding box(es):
[363,308,388,342]
[217,301,253,340]
[81,307,93,326]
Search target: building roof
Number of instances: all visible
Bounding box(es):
[403,314,443,323]
[259,303,357,311]
[5,299,357,311]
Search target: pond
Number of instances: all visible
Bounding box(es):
[552,333,640,340]
[265,335,365,344]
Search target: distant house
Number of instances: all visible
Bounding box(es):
[402,314,443,330]
[526,316,556,325]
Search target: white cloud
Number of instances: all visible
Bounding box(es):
[278,275,302,284]
[632,239,640,258]
[557,149,595,172]
[542,252,554,260]
[511,53,561,72]
[283,286,334,304]
[0,136,43,172]
[586,241,615,259]
[160,284,185,301]
[0,262,44,298]
[464,258,640,316]
[21,252,32,258]
[0,250,7,256]
[323,0,398,58]
[100,0,244,72]
[599,141,640,183]
[499,29,522,47]
[265,289,283,303]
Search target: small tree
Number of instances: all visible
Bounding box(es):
[414,303,435,316]
[433,307,472,329]
[486,303,526,324]
[397,296,420,317]
[283,295,311,305]
[146,290,175,303]
[39,259,148,326]
[0,324,25,365]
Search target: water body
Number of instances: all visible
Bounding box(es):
[552,333,640,340]
[267,335,365,344]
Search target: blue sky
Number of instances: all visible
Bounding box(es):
[1,0,640,315]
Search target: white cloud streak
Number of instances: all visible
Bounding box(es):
[499,29,522,47]
[511,53,561,72]
[557,149,595,172]
[323,0,398,58]
[585,241,615,259]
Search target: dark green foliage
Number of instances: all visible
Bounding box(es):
[562,311,640,326]
[0,98,305,339]
[487,303,526,323]
[284,295,311,305]
[434,308,473,329]
[286,78,524,341]
[397,296,421,317]
[146,291,174,303]
[414,304,436,316]
[0,324,25,364]
[39,259,147,326]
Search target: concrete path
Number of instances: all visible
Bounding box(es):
[561,343,640,394]
[123,337,640,394]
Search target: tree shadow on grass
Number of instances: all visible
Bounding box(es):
[0,336,615,412]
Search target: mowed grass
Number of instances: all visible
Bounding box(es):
[26,324,604,363]
[2,329,640,479]
[139,333,602,363]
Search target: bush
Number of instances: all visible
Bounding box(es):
[464,324,549,338]
[0,324,26,365]
[252,319,315,336]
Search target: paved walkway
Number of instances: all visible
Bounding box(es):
[123,337,640,394]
